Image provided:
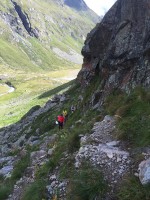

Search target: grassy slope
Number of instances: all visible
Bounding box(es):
[0,77,149,199]
[0,0,97,72]
[0,69,79,127]
[0,0,98,127]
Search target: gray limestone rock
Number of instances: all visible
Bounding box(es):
[30,150,47,165]
[0,165,13,177]
[139,158,150,185]
[75,115,130,193]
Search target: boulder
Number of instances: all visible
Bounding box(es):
[139,158,150,185]
[30,150,47,165]
[48,148,54,156]
[0,166,13,177]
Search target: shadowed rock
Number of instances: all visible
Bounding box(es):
[11,0,39,38]
[78,0,150,92]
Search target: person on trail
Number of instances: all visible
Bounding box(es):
[63,109,68,122]
[57,114,65,130]
[71,105,76,113]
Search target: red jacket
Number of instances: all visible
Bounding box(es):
[57,115,65,123]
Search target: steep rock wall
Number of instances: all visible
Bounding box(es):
[11,0,39,38]
[78,0,150,93]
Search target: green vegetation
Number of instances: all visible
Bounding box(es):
[0,0,98,127]
[11,154,30,180]
[81,74,102,105]
[1,68,150,200]
[0,0,97,73]
[0,84,9,93]
[0,181,13,200]
[0,69,79,127]
[18,81,104,200]
[105,87,150,147]
[105,87,150,199]
[0,154,30,200]
[22,179,47,200]
[117,176,150,200]
[67,163,107,200]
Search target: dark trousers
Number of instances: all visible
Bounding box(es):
[58,122,63,130]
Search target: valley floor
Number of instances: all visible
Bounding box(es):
[0,69,79,128]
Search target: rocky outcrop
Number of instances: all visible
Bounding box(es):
[0,0,99,71]
[11,0,39,38]
[139,158,150,185]
[75,116,131,198]
[78,0,150,95]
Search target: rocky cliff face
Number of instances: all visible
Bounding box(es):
[0,1,150,199]
[78,0,150,96]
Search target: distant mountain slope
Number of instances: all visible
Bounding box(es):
[0,0,99,73]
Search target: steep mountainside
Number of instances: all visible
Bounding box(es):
[78,0,150,99]
[64,0,88,10]
[0,1,150,200]
[0,0,98,72]
[0,0,99,127]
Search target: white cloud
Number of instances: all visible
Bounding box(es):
[84,0,117,16]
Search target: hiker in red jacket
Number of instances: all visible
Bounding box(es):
[57,114,65,130]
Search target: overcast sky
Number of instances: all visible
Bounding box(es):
[84,0,117,16]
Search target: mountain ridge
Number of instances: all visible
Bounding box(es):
[0,0,99,127]
[0,0,99,72]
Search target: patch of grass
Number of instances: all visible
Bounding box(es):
[0,39,38,71]
[0,84,9,94]
[67,130,80,153]
[104,89,126,116]
[10,81,101,199]
[117,176,150,200]
[67,162,107,200]
[0,181,13,200]
[36,160,54,179]
[22,179,47,200]
[25,144,40,152]
[59,156,75,179]
[105,87,150,147]
[7,148,20,156]
[0,69,79,127]
[81,74,102,105]
[11,154,30,180]
[0,154,30,199]
[22,150,58,200]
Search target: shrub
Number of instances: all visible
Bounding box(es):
[0,182,13,200]
[67,163,107,200]
[36,160,54,179]
[22,179,47,200]
[66,130,80,153]
[0,154,30,199]
[105,87,150,147]
[117,176,150,200]
[11,154,30,180]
